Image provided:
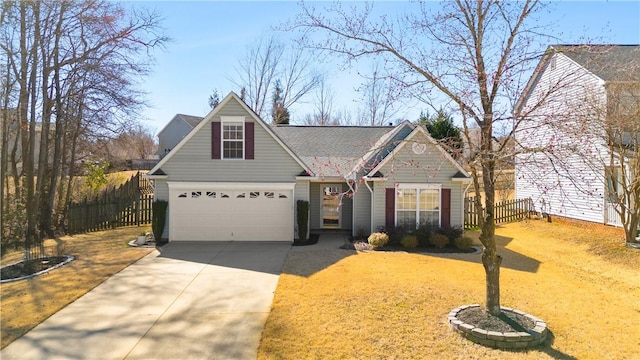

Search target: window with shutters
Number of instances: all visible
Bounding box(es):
[396,184,441,228]
[222,121,244,159]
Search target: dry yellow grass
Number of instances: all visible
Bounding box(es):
[259,220,640,359]
[0,227,153,349]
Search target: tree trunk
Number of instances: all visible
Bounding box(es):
[479,114,502,316]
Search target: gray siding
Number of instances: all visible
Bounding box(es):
[353,182,372,233]
[310,182,321,229]
[372,132,465,228]
[342,190,353,230]
[161,98,304,182]
[157,118,193,157]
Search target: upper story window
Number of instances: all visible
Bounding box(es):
[222,121,244,159]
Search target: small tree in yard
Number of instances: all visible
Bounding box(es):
[289,0,553,316]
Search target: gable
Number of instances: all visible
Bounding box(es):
[368,127,469,182]
[150,93,307,182]
[377,131,465,183]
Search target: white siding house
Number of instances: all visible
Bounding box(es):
[514,45,640,226]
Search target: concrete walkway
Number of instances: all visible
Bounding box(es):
[1,241,290,360]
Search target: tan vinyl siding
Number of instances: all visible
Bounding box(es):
[372,133,465,228]
[515,53,609,223]
[161,98,304,182]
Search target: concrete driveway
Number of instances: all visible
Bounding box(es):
[0,241,291,360]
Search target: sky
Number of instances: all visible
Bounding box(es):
[135,1,640,134]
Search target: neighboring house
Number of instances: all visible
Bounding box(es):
[2,109,45,173]
[514,44,640,226]
[146,92,471,242]
[155,114,204,158]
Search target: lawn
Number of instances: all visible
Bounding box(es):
[258,219,640,359]
[0,226,154,349]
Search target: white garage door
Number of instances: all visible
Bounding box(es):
[168,182,295,241]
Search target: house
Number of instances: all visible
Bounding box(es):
[146,92,471,242]
[155,114,204,158]
[514,44,640,226]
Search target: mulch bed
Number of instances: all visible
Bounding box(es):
[342,241,478,253]
[292,234,320,246]
[1,256,70,281]
[456,307,536,333]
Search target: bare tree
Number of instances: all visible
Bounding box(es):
[303,75,341,126]
[0,0,167,255]
[357,62,400,126]
[290,0,549,315]
[232,35,319,120]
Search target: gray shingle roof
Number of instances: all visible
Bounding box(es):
[176,114,204,128]
[553,45,640,81]
[271,125,395,177]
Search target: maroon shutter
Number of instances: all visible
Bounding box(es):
[245,122,254,160]
[212,122,221,159]
[441,188,451,228]
[385,188,395,229]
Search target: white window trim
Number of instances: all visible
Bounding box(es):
[221,116,245,160]
[395,183,441,228]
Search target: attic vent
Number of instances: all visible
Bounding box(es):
[550,57,556,71]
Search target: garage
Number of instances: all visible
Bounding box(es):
[167,182,295,241]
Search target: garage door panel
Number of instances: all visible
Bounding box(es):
[169,184,294,241]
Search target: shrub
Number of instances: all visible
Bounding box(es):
[368,232,389,248]
[436,226,464,242]
[152,200,168,246]
[454,236,474,251]
[400,235,418,249]
[415,223,434,247]
[430,234,450,248]
[296,200,309,243]
[355,227,368,240]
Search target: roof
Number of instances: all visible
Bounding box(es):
[156,114,204,138]
[553,45,640,82]
[272,125,395,177]
[176,114,204,127]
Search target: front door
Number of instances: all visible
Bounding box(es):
[322,184,342,228]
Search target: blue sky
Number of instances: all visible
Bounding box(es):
[136,1,640,134]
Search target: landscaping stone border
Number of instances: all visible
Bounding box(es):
[448,304,548,350]
[0,255,75,284]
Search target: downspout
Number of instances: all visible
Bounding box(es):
[363,177,374,234]
[462,182,472,229]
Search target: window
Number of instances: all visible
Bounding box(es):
[606,166,623,204]
[396,185,440,228]
[222,121,243,159]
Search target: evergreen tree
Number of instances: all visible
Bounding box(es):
[272,80,290,124]
[418,109,463,158]
[208,89,220,109]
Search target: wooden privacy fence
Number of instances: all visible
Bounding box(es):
[67,172,154,234]
[465,197,534,228]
